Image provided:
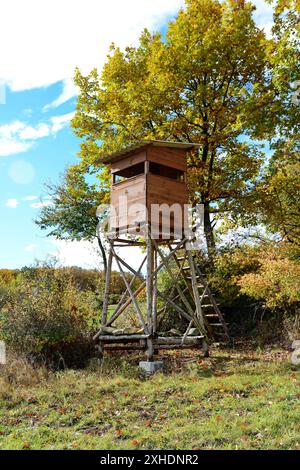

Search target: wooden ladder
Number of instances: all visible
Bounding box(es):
[171,250,230,343]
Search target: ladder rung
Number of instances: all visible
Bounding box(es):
[182,266,190,271]
[202,304,220,308]
[176,255,196,261]
[205,314,219,317]
[210,323,229,326]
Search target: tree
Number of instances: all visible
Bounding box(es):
[252,0,300,248]
[72,0,270,257]
[35,164,110,273]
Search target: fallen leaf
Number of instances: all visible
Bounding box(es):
[115,428,124,438]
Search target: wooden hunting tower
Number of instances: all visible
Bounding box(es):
[108,141,190,238]
[95,141,229,365]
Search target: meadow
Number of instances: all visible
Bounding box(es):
[0,348,299,450]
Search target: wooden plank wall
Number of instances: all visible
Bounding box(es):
[109,145,189,234]
[110,175,146,229]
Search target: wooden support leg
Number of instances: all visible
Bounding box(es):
[97,245,113,364]
[202,340,209,358]
[98,341,104,364]
[146,338,154,361]
[152,247,158,335]
[101,246,113,327]
[146,229,154,360]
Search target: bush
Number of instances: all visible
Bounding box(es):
[0,268,99,367]
[238,244,300,311]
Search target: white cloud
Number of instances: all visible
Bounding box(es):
[0,139,33,157]
[50,239,102,269]
[0,113,74,157]
[0,121,33,156]
[30,201,54,209]
[49,239,145,271]
[22,195,38,201]
[50,112,75,133]
[5,198,18,208]
[25,243,36,252]
[43,79,79,111]
[19,123,50,140]
[0,0,185,94]
[0,1,274,109]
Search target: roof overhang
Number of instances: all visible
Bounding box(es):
[101,140,201,164]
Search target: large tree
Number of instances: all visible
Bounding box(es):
[253,0,300,248]
[35,164,109,273]
[72,0,270,256]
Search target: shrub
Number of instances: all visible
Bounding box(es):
[0,268,99,367]
[238,245,300,311]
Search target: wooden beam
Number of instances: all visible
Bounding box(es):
[109,255,146,323]
[97,334,149,341]
[106,284,146,328]
[101,247,113,326]
[153,239,195,318]
[110,243,150,335]
[157,291,192,323]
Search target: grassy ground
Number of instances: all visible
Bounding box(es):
[0,347,299,450]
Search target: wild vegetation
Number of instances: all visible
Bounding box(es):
[0,349,299,450]
[1,0,299,451]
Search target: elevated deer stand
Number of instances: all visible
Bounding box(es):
[94,141,229,371]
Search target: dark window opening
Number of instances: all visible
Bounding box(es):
[149,162,184,181]
[113,162,145,183]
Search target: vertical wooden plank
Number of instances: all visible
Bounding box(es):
[152,246,158,334]
[101,246,113,327]
[146,226,154,359]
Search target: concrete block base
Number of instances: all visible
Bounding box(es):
[139,361,164,375]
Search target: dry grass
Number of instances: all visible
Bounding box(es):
[0,347,299,450]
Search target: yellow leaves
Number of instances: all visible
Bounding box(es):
[237,244,300,310]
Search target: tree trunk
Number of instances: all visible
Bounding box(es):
[97,235,107,275]
[203,202,215,259]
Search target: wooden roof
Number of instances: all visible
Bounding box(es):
[102,140,201,164]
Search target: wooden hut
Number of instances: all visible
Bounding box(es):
[95,141,229,368]
[104,141,196,238]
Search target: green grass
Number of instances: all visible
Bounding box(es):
[0,348,299,450]
[107,304,117,318]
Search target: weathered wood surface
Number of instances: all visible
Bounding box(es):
[97,334,149,341]
[111,151,146,173]
[110,243,149,335]
[147,146,187,171]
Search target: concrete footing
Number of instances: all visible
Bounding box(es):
[291,340,300,366]
[139,361,164,375]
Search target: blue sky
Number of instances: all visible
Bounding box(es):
[0,0,273,270]
[0,85,78,268]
